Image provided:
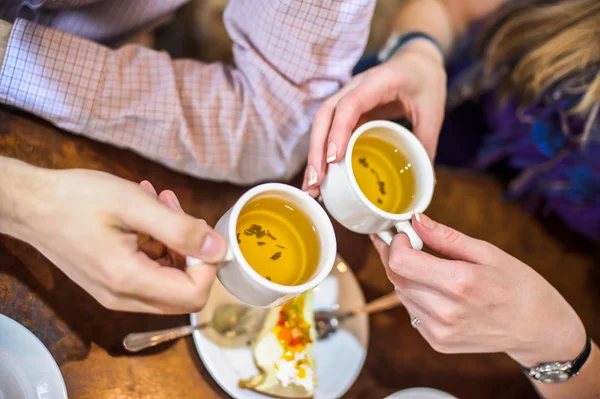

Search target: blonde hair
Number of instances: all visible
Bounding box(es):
[480,0,600,114]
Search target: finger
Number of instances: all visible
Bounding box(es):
[369,234,390,267]
[303,76,365,191]
[158,190,182,211]
[125,251,215,313]
[327,72,397,162]
[395,289,453,352]
[413,213,502,264]
[304,100,337,191]
[123,187,227,263]
[386,233,468,293]
[393,287,436,323]
[392,280,461,327]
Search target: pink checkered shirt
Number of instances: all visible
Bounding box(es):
[0,0,375,184]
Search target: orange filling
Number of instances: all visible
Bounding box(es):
[272,296,313,363]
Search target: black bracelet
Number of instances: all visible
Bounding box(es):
[379,31,445,63]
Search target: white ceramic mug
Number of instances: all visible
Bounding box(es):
[186,183,337,308]
[320,120,435,250]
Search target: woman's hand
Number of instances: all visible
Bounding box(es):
[370,213,587,367]
[302,39,447,197]
[4,162,227,314]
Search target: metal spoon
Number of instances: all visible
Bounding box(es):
[123,292,402,352]
[315,291,402,339]
[123,303,264,352]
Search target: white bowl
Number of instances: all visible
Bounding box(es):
[0,314,67,399]
[385,387,457,399]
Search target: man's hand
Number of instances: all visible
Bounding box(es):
[0,158,227,314]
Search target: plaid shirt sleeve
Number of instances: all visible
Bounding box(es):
[0,0,375,184]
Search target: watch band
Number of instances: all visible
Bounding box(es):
[569,334,591,376]
[522,334,592,382]
[378,31,445,63]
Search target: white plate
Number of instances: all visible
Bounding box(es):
[190,255,368,399]
[384,388,457,399]
[0,314,68,399]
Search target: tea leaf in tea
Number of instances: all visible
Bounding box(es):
[352,134,416,214]
[266,231,277,240]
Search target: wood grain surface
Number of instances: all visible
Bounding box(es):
[0,107,598,399]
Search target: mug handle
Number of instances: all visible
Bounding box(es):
[186,246,235,268]
[376,220,423,250]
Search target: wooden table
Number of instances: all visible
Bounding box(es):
[1,107,598,399]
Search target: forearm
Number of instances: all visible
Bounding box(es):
[533,341,600,399]
[391,0,506,54]
[0,1,375,185]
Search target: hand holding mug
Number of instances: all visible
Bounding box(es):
[320,120,435,250]
[1,159,227,314]
[302,39,446,197]
[371,213,587,367]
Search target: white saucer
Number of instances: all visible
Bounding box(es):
[190,255,369,399]
[0,314,68,399]
[384,388,457,399]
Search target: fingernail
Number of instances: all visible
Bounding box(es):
[307,165,318,187]
[200,232,225,259]
[326,142,337,163]
[415,212,434,229]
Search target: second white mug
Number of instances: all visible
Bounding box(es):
[320,120,435,250]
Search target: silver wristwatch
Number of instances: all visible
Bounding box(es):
[522,334,591,383]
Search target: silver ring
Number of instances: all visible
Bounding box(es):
[410,316,421,328]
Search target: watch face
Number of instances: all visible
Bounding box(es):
[539,370,571,383]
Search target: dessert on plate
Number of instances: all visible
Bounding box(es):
[239,292,317,398]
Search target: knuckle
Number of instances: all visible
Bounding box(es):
[386,269,408,289]
[388,249,412,275]
[96,292,121,311]
[105,270,132,296]
[441,225,461,245]
[314,101,336,121]
[428,327,454,352]
[450,267,476,298]
[337,94,361,114]
[429,340,452,354]
[186,292,208,314]
[176,218,208,251]
[435,306,462,326]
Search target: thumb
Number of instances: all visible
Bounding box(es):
[412,213,499,264]
[124,187,227,263]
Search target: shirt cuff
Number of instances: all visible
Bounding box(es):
[0,19,108,133]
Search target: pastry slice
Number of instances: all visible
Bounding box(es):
[239,292,317,398]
